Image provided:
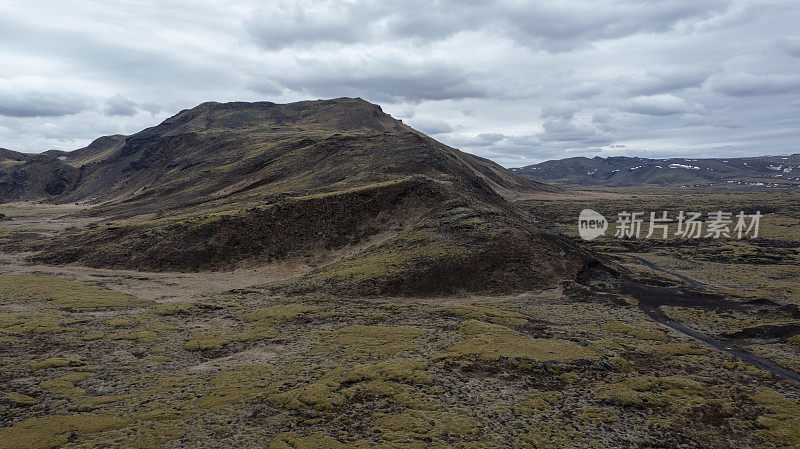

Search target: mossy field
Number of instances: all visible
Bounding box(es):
[1,187,800,447]
[0,272,798,447]
[522,188,800,304]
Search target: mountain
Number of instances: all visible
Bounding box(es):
[1,98,598,296]
[0,148,81,198]
[2,99,556,210]
[511,155,800,187]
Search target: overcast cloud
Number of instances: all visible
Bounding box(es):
[1,0,798,166]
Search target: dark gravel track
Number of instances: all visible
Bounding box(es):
[620,253,800,385]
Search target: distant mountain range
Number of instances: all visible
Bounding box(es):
[510,155,800,187]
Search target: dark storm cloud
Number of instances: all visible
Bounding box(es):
[0,97,86,118]
[0,78,89,118]
[624,68,712,96]
[104,95,138,117]
[245,7,365,49]
[473,133,506,145]
[497,0,732,52]
[1,0,799,165]
[707,72,800,97]
[537,117,614,144]
[245,0,732,52]
[266,63,487,103]
[0,14,235,91]
[776,38,800,57]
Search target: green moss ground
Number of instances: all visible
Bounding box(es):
[2,188,800,447]
[1,271,795,448]
[0,274,152,309]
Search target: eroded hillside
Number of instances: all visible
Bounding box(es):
[1,98,586,296]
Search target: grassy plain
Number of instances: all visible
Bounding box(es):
[1,188,799,447]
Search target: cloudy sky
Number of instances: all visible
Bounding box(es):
[1,0,799,166]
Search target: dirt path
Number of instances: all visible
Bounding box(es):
[622,253,703,289]
[620,253,800,385]
[0,251,309,303]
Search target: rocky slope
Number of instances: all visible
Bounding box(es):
[3,98,598,295]
[2,99,555,210]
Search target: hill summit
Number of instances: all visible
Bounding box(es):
[2,98,598,296]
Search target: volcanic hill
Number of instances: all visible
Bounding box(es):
[1,98,599,295]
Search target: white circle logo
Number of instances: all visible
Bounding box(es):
[578,209,608,241]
